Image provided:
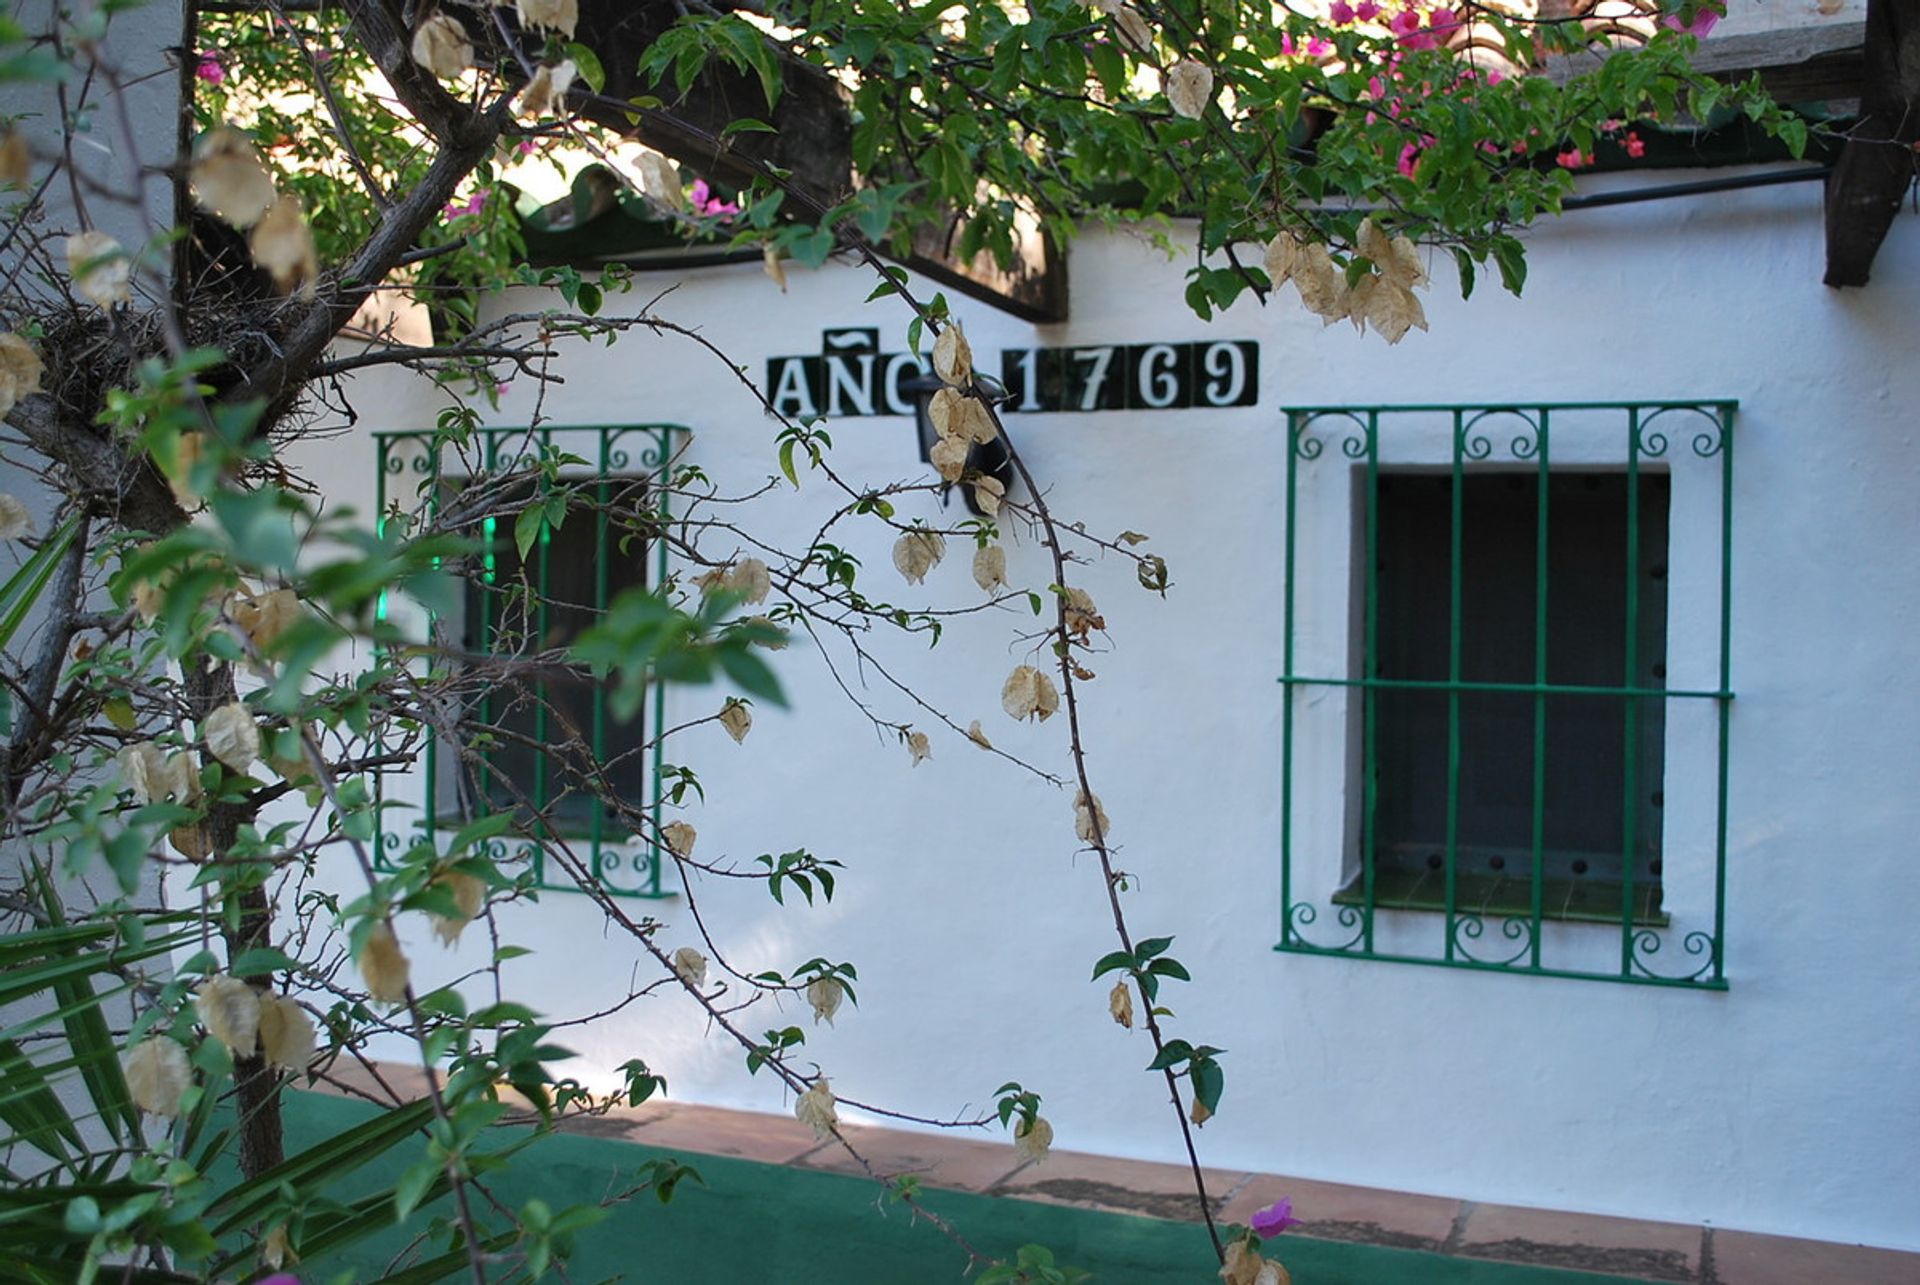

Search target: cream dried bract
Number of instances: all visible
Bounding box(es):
[429,870,486,945]
[410,13,472,78]
[795,1078,838,1139]
[973,544,1008,592]
[932,325,972,386]
[1064,587,1102,639]
[1387,235,1428,288]
[1108,980,1134,1028]
[1014,1115,1053,1163]
[0,333,44,420]
[807,976,844,1025]
[719,700,752,744]
[763,244,788,292]
[1074,790,1111,844]
[360,923,411,1004]
[0,128,25,186]
[1115,6,1154,51]
[636,150,687,212]
[892,530,945,584]
[516,59,577,119]
[1165,60,1214,119]
[0,493,31,540]
[1001,664,1059,722]
[672,946,708,986]
[124,1037,191,1118]
[67,231,132,309]
[257,993,316,1071]
[196,975,261,1056]
[1356,217,1393,268]
[1263,231,1301,289]
[662,821,697,859]
[966,720,993,749]
[204,702,260,772]
[191,127,277,229]
[516,0,579,37]
[724,557,771,605]
[930,435,969,482]
[1294,242,1347,321]
[234,587,300,650]
[116,742,167,804]
[1362,279,1429,345]
[907,731,931,765]
[971,476,1006,518]
[250,194,319,298]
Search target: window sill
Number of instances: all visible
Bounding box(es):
[1333,867,1669,928]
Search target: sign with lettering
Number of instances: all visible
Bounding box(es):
[1000,341,1258,413]
[766,331,1258,419]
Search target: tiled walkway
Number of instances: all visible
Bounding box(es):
[323,1064,1916,1285]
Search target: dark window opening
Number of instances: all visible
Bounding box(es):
[1344,471,1670,924]
[463,481,652,833]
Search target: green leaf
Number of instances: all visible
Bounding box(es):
[716,645,785,705]
[514,503,546,560]
[563,42,606,95]
[1090,950,1134,980]
[1192,1058,1225,1114]
[0,514,80,656]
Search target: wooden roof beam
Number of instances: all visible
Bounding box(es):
[1823,0,1918,287]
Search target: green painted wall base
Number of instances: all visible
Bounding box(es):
[275,1092,1666,1284]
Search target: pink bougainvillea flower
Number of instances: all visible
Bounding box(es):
[1429,7,1461,34]
[1355,0,1381,18]
[1397,142,1422,177]
[1251,1198,1301,1238]
[258,1276,301,1285]
[688,178,740,219]
[195,53,225,84]
[1625,131,1647,158]
[1329,0,1356,22]
[1660,7,1719,37]
[1556,148,1589,169]
[1389,8,1422,34]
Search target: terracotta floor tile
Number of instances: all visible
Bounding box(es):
[1459,1203,1700,1282]
[794,1122,1022,1192]
[1219,1173,1459,1250]
[620,1102,828,1165]
[992,1147,1247,1223]
[1712,1229,1920,1285]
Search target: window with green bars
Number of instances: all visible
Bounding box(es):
[1277,403,1734,988]
[373,425,682,899]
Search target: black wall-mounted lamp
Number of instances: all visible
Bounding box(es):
[903,372,1017,518]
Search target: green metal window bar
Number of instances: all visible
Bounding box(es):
[373,424,682,899]
[1277,402,1734,988]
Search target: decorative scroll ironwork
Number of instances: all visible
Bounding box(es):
[372,424,684,901]
[1277,401,1736,989]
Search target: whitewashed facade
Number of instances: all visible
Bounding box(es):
[306,160,1920,1255]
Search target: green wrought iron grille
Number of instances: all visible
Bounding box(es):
[1276,402,1734,988]
[373,424,682,899]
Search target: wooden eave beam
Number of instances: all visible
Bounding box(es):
[1822,0,1919,286]
[570,0,1068,320]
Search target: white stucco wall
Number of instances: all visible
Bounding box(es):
[287,166,1920,1251]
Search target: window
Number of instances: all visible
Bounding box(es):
[1358,471,1669,923]
[1277,404,1734,987]
[466,477,652,833]
[373,425,681,899]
